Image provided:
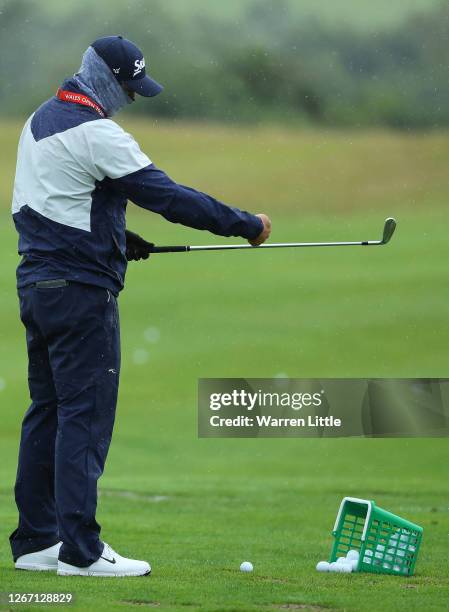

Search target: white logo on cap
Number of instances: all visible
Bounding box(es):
[113,68,120,74]
[133,58,145,77]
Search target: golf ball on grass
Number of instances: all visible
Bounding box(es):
[316,561,330,572]
[240,561,253,572]
[316,549,359,573]
[328,562,347,573]
[330,561,352,573]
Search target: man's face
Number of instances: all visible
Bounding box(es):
[121,84,136,102]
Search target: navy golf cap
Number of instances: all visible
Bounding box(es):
[91,35,163,97]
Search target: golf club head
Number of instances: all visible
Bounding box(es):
[382,217,397,245]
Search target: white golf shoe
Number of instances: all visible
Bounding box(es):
[15,542,62,571]
[57,543,151,577]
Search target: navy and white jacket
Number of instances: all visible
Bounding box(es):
[12,78,263,294]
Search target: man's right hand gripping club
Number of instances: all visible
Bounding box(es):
[249,214,272,246]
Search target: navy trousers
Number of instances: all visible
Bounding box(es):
[10,281,120,567]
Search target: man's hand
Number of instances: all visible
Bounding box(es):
[249,214,272,246]
[125,230,154,261]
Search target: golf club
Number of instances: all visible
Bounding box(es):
[150,217,397,254]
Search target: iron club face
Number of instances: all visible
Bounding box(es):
[381,218,397,245]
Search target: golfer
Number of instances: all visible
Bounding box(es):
[10,36,271,577]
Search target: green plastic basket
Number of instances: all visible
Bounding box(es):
[330,497,423,576]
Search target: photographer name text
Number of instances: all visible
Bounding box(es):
[209,415,342,428]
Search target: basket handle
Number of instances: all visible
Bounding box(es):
[333,497,373,542]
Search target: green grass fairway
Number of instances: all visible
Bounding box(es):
[0,120,448,610]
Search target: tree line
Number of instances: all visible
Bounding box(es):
[0,0,448,127]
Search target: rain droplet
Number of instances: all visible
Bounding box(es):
[143,327,160,343]
[133,349,149,365]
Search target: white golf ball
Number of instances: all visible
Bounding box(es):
[336,556,347,564]
[346,550,359,561]
[362,550,373,565]
[374,551,383,560]
[339,562,353,573]
[329,561,351,573]
[240,561,253,572]
[316,561,330,572]
[363,557,372,565]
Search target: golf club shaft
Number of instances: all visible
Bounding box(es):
[152,240,382,253]
[150,218,397,254]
